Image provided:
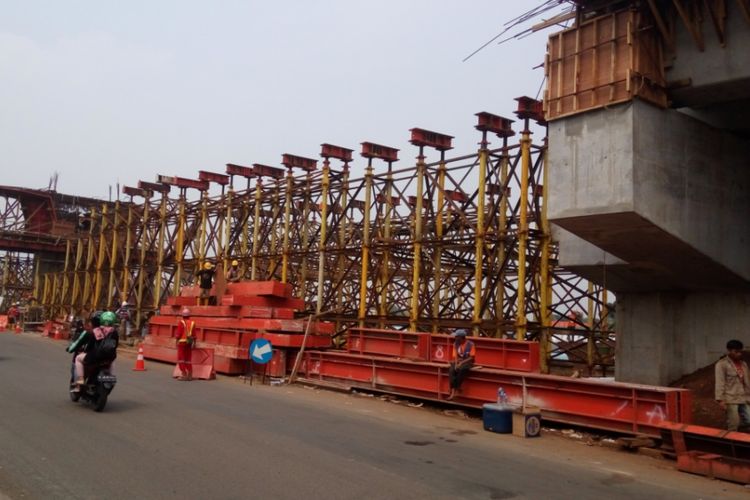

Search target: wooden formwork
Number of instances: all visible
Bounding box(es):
[544,9,667,121]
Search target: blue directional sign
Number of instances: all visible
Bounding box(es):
[249,338,273,364]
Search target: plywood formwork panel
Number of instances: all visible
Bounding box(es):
[545,10,667,121]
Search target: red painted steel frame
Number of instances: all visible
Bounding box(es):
[300,351,690,437]
[347,328,431,360]
[430,334,540,372]
[661,422,750,483]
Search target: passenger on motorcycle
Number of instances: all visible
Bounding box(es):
[67,311,119,391]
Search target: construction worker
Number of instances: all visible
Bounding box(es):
[715,339,750,431]
[447,329,476,400]
[226,260,241,283]
[195,262,216,306]
[175,308,196,381]
[115,300,131,340]
[7,303,19,328]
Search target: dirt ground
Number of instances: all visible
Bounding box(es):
[670,352,750,428]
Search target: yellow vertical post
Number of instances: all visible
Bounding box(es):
[379,164,394,328]
[358,160,374,328]
[515,124,532,341]
[281,168,293,283]
[432,156,447,333]
[223,186,233,271]
[240,193,250,277]
[34,253,42,303]
[107,200,121,306]
[82,208,97,310]
[473,136,489,337]
[122,199,134,302]
[61,240,71,312]
[539,138,552,373]
[269,180,282,278]
[335,164,350,327]
[93,204,108,310]
[316,158,331,314]
[153,192,168,309]
[250,179,262,280]
[71,238,84,311]
[299,172,312,295]
[409,151,426,332]
[173,192,186,296]
[42,274,50,306]
[135,195,151,333]
[198,191,209,266]
[496,140,510,337]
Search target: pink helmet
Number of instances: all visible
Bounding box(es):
[180,307,191,317]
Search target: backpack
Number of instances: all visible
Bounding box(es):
[91,327,119,363]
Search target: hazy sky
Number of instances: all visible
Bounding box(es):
[1,1,554,199]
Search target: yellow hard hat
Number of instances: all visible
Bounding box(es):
[231,260,239,266]
[203,262,213,270]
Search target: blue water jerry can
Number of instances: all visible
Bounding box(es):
[482,403,514,433]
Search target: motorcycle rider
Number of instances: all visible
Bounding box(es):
[67,311,119,391]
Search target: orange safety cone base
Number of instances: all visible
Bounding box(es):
[133,345,147,371]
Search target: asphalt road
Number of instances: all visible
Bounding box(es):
[0,332,747,500]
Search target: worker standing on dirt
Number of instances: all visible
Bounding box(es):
[175,308,195,381]
[226,260,241,283]
[447,329,475,400]
[195,262,216,306]
[715,339,750,432]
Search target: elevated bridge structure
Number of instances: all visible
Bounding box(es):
[544,0,750,383]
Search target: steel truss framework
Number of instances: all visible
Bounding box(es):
[0,251,36,311]
[36,104,613,372]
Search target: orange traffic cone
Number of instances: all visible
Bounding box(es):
[133,344,147,371]
[14,325,22,334]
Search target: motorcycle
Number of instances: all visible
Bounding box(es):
[69,353,117,412]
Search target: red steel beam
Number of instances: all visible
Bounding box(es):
[252,163,285,179]
[409,128,454,151]
[282,154,318,171]
[225,163,255,178]
[475,112,515,137]
[122,186,146,198]
[138,180,171,194]
[198,170,230,186]
[300,350,690,437]
[157,174,209,191]
[360,142,399,162]
[320,144,353,162]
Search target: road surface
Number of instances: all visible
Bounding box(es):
[0,331,746,499]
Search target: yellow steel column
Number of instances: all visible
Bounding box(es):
[135,195,151,333]
[495,140,510,337]
[93,204,108,310]
[223,186,233,271]
[61,240,71,312]
[240,192,250,276]
[409,151,426,331]
[122,199,134,301]
[539,138,552,373]
[316,158,331,314]
[71,238,84,311]
[358,160,374,327]
[335,164,350,325]
[515,125,532,341]
[153,192,168,309]
[269,179,281,277]
[432,157,447,333]
[107,200,121,306]
[173,192,186,296]
[198,191,208,266]
[42,274,50,307]
[250,179,262,280]
[473,136,489,336]
[33,253,42,303]
[281,168,293,283]
[82,208,97,310]
[299,172,312,295]
[378,164,394,328]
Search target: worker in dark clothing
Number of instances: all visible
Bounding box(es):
[447,329,476,400]
[195,262,215,306]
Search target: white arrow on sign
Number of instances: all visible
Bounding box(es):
[252,342,272,360]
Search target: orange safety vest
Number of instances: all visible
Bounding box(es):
[178,319,195,343]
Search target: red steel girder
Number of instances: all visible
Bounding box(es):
[409,128,454,151]
[198,170,230,186]
[300,350,690,437]
[282,154,319,171]
[475,112,515,137]
[157,174,209,191]
[122,186,146,198]
[225,163,256,178]
[138,180,171,194]
[320,144,353,163]
[360,142,399,163]
[515,96,546,125]
[252,163,285,179]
